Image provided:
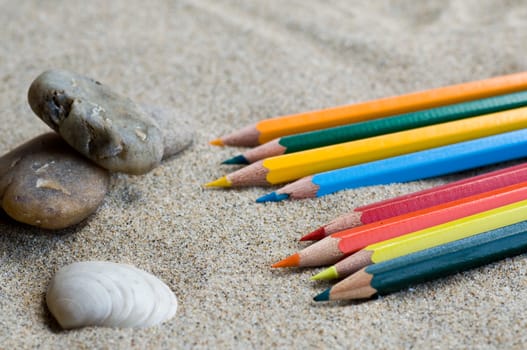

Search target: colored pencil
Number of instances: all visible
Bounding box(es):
[314,220,527,302]
[223,91,527,164]
[302,161,527,241]
[273,183,527,269]
[312,198,527,279]
[210,71,527,147]
[257,129,527,203]
[204,107,527,188]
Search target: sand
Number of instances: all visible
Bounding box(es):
[1,0,526,349]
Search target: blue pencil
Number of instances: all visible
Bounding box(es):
[256,128,527,203]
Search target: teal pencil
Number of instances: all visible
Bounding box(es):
[314,220,527,302]
[224,90,527,164]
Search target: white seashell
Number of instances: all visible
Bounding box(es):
[46,261,177,329]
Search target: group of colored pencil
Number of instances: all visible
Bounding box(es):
[273,163,527,301]
[206,71,527,201]
[206,71,527,301]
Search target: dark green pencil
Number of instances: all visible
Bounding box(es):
[223,90,527,164]
[314,220,527,302]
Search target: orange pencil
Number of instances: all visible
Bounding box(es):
[273,181,527,268]
[211,71,527,146]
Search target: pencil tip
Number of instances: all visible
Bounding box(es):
[311,266,339,281]
[203,176,232,188]
[256,192,289,203]
[313,289,331,302]
[209,138,224,146]
[300,227,326,241]
[222,155,249,165]
[272,253,300,268]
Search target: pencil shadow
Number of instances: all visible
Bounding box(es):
[310,294,379,309]
[309,278,338,288]
[269,267,308,277]
[311,300,366,309]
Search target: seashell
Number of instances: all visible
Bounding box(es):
[46,261,178,329]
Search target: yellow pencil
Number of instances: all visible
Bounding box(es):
[320,198,527,277]
[205,107,527,187]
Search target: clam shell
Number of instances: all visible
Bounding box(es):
[46,262,177,329]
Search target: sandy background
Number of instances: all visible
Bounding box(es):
[1,0,527,349]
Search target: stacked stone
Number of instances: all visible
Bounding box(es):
[0,69,193,229]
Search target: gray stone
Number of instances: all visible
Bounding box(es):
[28,70,164,175]
[0,133,109,229]
[141,104,193,160]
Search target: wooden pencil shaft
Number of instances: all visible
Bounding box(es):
[297,236,345,267]
[278,90,527,154]
[261,107,527,185]
[368,221,527,295]
[329,271,376,300]
[241,139,286,164]
[335,250,374,276]
[323,211,363,235]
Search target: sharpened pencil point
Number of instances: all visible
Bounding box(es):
[204,176,232,188]
[256,192,289,203]
[272,253,300,268]
[209,138,224,146]
[313,289,331,302]
[300,227,326,241]
[311,266,339,281]
[222,155,249,165]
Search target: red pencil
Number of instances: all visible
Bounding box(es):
[302,162,527,241]
[274,181,527,268]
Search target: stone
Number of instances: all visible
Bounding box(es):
[141,104,193,160]
[0,133,110,229]
[27,69,164,175]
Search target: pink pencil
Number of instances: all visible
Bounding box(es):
[302,162,527,241]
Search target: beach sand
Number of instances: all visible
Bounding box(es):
[1,1,526,348]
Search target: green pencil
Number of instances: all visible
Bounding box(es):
[314,220,527,302]
[223,90,527,164]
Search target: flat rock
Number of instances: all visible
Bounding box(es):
[28,69,165,175]
[0,133,110,229]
